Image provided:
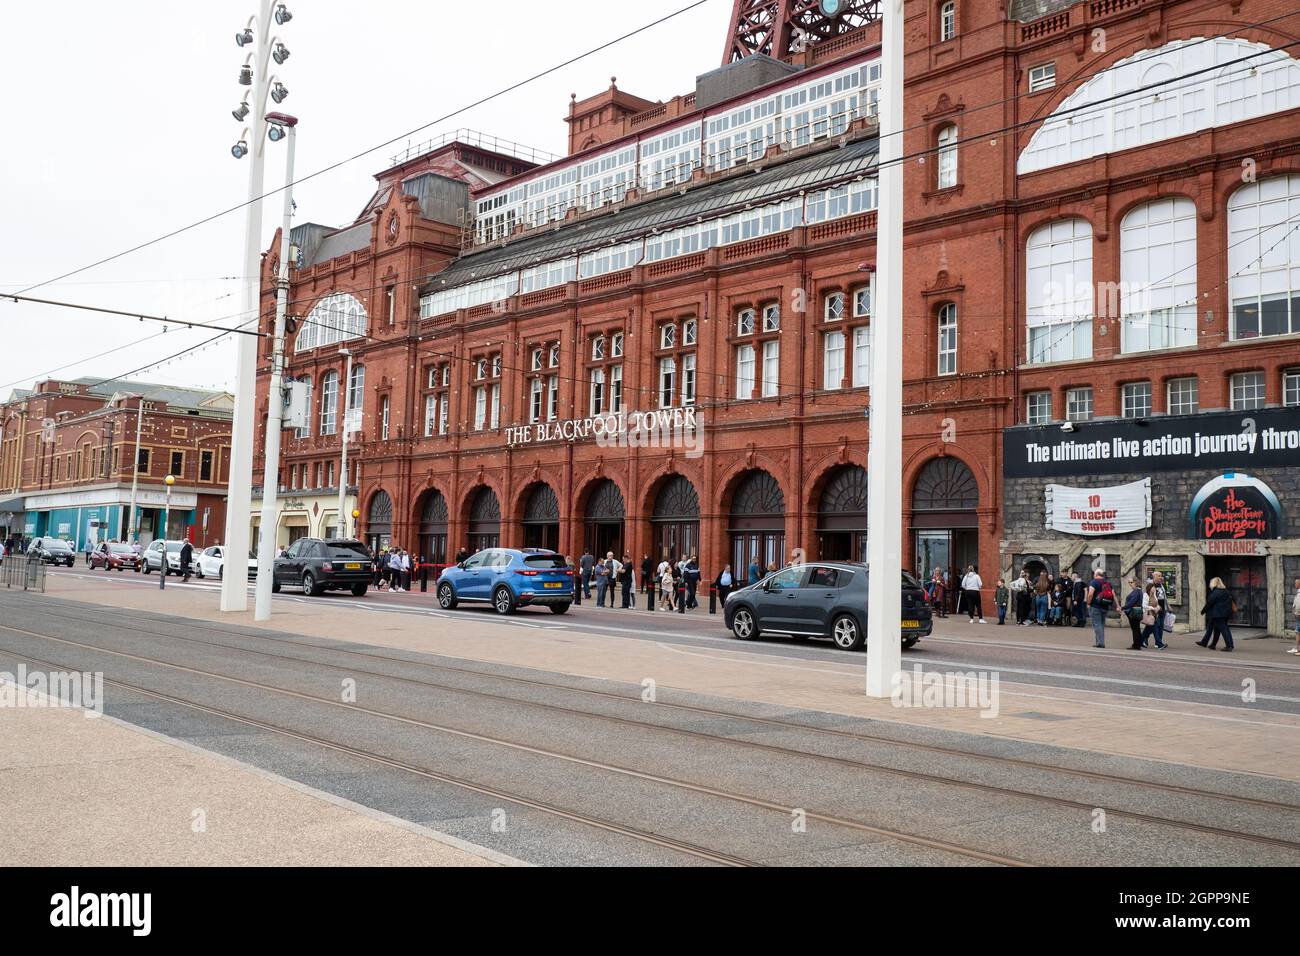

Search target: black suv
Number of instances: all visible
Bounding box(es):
[272,538,373,596]
[31,538,76,567]
[724,562,933,651]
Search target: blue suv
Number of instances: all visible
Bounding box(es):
[436,548,574,615]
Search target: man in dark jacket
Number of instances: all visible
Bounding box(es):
[640,555,654,594]
[579,550,594,598]
[620,552,634,608]
[179,540,193,583]
[684,555,701,609]
[1071,574,1088,627]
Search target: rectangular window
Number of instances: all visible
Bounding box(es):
[489,385,500,429]
[549,342,561,367]
[326,461,335,488]
[681,354,695,406]
[937,308,957,376]
[1026,391,1052,424]
[660,324,675,350]
[320,375,338,436]
[852,326,871,388]
[1121,382,1153,418]
[547,376,559,421]
[590,368,605,415]
[761,341,779,397]
[1066,387,1094,422]
[424,395,437,437]
[736,344,755,399]
[386,286,396,325]
[170,451,183,478]
[531,348,544,371]
[438,396,448,435]
[823,331,845,390]
[1285,370,1300,407]
[1167,377,1199,415]
[659,357,676,408]
[591,336,605,362]
[200,450,213,482]
[1028,63,1056,92]
[530,378,544,423]
[440,364,450,387]
[474,387,487,430]
[1231,371,1266,410]
[380,396,390,440]
[426,367,438,389]
[289,464,298,490]
[682,321,696,346]
[137,448,150,474]
[853,286,871,318]
[610,334,623,357]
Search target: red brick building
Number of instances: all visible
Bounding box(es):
[253,0,1300,622]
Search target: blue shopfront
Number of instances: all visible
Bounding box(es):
[23,487,198,548]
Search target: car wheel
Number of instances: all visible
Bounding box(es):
[351,584,368,597]
[903,636,920,649]
[196,567,204,579]
[142,564,151,575]
[437,582,458,610]
[549,603,570,615]
[303,571,323,596]
[731,607,759,641]
[492,586,516,615]
[831,613,866,651]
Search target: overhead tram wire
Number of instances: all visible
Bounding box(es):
[2,294,266,338]
[10,0,714,299]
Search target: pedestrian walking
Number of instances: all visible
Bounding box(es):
[684,554,700,609]
[660,562,676,611]
[929,568,947,618]
[747,557,760,586]
[994,579,1009,625]
[580,550,594,599]
[1122,577,1146,650]
[961,565,985,623]
[398,549,411,592]
[715,565,734,605]
[1290,578,1300,655]
[1084,569,1115,648]
[180,540,193,583]
[1033,571,1052,625]
[1196,578,1236,651]
[604,553,622,607]
[620,552,634,608]
[1140,571,1170,648]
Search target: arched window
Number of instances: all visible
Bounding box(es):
[1228,174,1300,340]
[1120,197,1197,353]
[319,370,339,436]
[1019,39,1300,174]
[296,292,368,353]
[939,2,956,42]
[937,303,957,375]
[936,124,958,189]
[1026,218,1094,364]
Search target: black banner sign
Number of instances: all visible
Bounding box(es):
[1004,407,1300,479]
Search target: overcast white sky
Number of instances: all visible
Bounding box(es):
[0,0,730,398]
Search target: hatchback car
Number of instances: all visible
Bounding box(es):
[271,538,373,596]
[437,548,574,615]
[141,540,190,575]
[31,538,76,567]
[195,546,257,581]
[90,542,141,572]
[724,562,933,651]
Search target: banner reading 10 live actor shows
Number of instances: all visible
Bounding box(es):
[1003,407,1300,479]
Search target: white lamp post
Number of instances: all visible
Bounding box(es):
[159,474,174,591]
[865,0,904,699]
[337,347,354,541]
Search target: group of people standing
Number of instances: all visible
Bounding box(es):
[925,566,987,623]
[373,547,413,591]
[576,551,710,611]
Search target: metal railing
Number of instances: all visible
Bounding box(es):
[389,129,560,169]
[1,553,47,592]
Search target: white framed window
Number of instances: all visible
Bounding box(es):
[438,396,448,435]
[611,332,624,357]
[761,341,779,398]
[611,365,624,412]
[1028,63,1056,92]
[426,367,438,389]
[682,320,696,346]
[424,395,437,437]
[1026,391,1052,424]
[825,292,845,322]
[549,342,561,367]
[852,326,872,387]
[1228,175,1300,340]
[491,354,502,378]
[1121,197,1197,353]
[289,465,298,490]
[1121,381,1153,418]
[939,1,956,42]
[937,303,957,375]
[380,395,390,440]
[1231,371,1266,410]
[475,358,487,380]
[736,344,755,399]
[853,286,871,318]
[294,377,312,439]
[681,354,696,406]
[1026,218,1094,365]
[326,461,335,488]
[937,125,958,189]
[660,324,676,349]
[530,378,544,424]
[590,368,606,415]
[1019,38,1300,175]
[547,376,558,421]
[489,385,500,430]
[1066,387,1094,421]
[347,363,365,420]
[737,308,755,336]
[474,387,487,430]
[319,371,338,435]
[1167,377,1199,415]
[658,357,676,408]
[1284,369,1300,406]
[762,303,780,332]
[592,335,606,361]
[296,292,368,353]
[531,348,543,371]
[440,364,450,387]
[823,330,845,390]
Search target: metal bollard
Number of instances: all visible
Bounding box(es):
[709,586,717,614]
[420,566,429,593]
[677,582,685,614]
[646,586,654,611]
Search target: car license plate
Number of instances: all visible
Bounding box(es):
[543,582,562,589]
[901,619,920,628]
[345,563,361,570]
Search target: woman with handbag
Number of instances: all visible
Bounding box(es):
[1140,575,1170,649]
[1197,578,1235,651]
[1122,577,1146,649]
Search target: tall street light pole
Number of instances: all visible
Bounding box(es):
[254,112,299,622]
[160,474,175,590]
[127,396,145,544]
[337,347,354,541]
[866,0,904,698]
[223,1,294,613]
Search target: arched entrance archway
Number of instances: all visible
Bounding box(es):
[728,470,785,576]
[366,491,393,553]
[467,486,501,553]
[911,457,980,611]
[521,483,560,552]
[416,489,448,564]
[817,465,868,561]
[652,474,699,564]
[583,479,625,558]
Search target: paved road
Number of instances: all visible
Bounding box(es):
[3,578,1299,866]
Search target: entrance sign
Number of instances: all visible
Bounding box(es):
[1188,473,1283,540]
[505,406,699,448]
[1199,539,1269,557]
[1045,479,1151,536]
